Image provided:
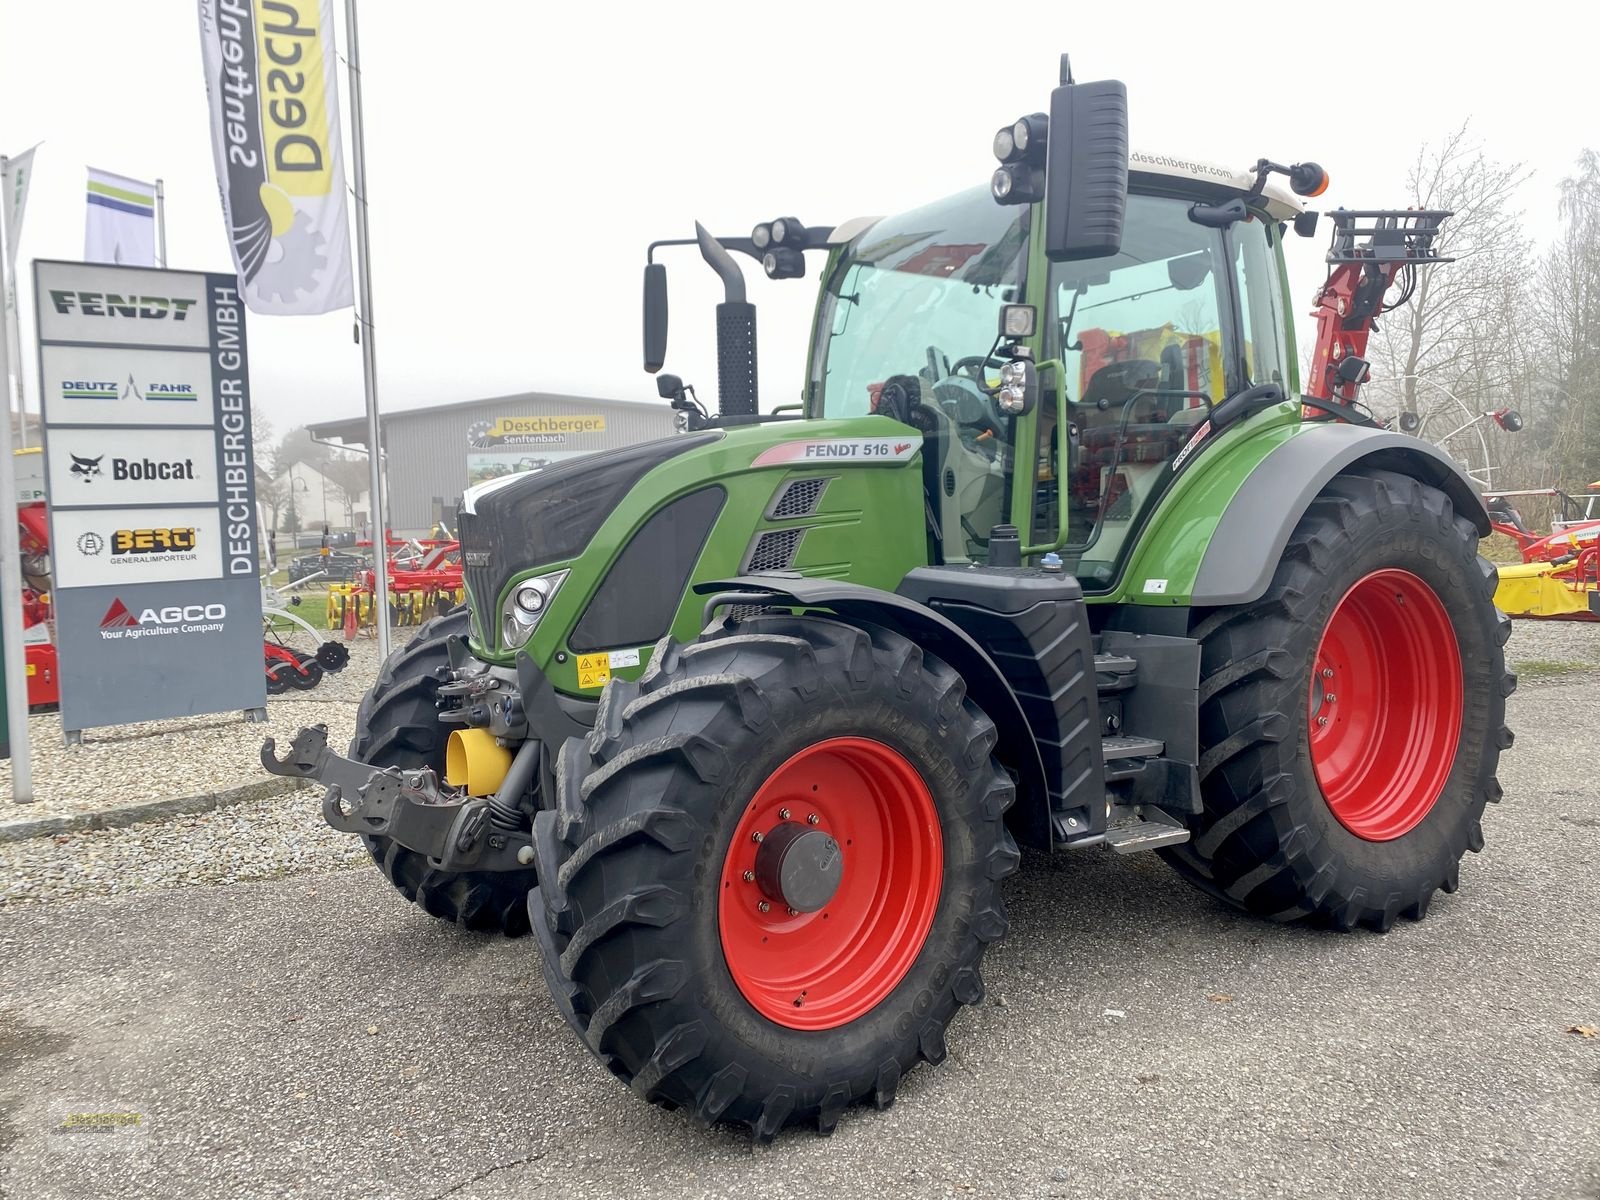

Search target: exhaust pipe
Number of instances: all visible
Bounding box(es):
[694,222,759,417]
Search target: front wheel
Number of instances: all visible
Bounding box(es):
[1162,469,1515,931]
[530,616,1019,1139]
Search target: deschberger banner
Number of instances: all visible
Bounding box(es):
[197,0,354,315]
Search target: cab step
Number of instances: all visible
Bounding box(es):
[1102,820,1191,854]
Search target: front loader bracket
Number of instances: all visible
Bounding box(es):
[261,724,533,873]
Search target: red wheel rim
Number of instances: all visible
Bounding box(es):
[718,737,943,1030]
[1309,569,1463,841]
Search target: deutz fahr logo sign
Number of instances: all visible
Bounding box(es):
[98,598,227,640]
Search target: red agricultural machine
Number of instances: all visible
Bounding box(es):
[1484,486,1600,620]
[326,530,465,636]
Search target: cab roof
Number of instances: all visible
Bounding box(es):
[1129,151,1306,221]
[828,151,1308,246]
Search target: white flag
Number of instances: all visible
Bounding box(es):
[85,167,157,266]
[3,146,36,267]
[197,0,354,315]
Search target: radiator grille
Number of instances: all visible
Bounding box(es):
[770,477,828,519]
[743,527,805,573]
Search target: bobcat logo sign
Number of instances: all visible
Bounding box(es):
[98,597,227,640]
[71,453,104,480]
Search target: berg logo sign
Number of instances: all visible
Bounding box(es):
[98,598,227,640]
[112,528,198,556]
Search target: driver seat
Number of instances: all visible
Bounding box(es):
[1079,359,1163,427]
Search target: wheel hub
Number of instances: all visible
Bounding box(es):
[754,822,843,913]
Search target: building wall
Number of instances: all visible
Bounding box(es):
[380,393,677,535]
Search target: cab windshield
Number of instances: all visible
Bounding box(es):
[812,188,1029,418]
[811,189,1029,562]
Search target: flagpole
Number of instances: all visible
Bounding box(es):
[154,178,167,268]
[0,187,34,802]
[343,0,391,663]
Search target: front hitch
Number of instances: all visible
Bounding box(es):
[261,724,534,873]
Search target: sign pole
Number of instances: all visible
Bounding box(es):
[154,178,168,269]
[343,0,390,663]
[0,197,33,801]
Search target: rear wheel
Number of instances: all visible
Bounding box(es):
[1162,470,1515,930]
[529,616,1019,1139]
[352,608,539,936]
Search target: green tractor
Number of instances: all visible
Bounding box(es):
[265,58,1513,1139]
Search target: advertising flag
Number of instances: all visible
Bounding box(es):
[84,168,158,266]
[197,0,354,315]
[3,146,36,266]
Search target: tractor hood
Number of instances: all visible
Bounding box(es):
[456,431,721,621]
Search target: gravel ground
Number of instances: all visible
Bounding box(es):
[0,635,392,828]
[0,669,1595,1200]
[0,788,368,906]
[0,616,1596,904]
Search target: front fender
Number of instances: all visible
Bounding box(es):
[692,575,1051,847]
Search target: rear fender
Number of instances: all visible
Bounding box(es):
[1116,414,1489,609]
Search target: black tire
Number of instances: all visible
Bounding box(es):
[286,653,324,690]
[352,608,538,936]
[264,660,289,695]
[529,616,1020,1140]
[1161,469,1515,931]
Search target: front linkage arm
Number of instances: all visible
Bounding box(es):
[261,724,534,873]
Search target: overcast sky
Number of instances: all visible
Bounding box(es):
[2,1,1595,441]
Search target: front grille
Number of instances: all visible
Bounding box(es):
[770,477,828,519]
[743,527,805,573]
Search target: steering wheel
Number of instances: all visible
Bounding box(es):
[950,353,1008,385]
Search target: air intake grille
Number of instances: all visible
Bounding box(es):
[743,527,805,573]
[770,477,827,519]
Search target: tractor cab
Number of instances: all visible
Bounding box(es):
[807,169,1303,584]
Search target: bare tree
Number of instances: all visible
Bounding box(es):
[1528,151,1600,485]
[1367,124,1532,463]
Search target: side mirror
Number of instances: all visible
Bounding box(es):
[1043,70,1128,262]
[1493,408,1524,432]
[1398,411,1421,433]
[643,262,668,373]
[656,373,684,401]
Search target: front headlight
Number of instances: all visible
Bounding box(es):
[500,569,568,650]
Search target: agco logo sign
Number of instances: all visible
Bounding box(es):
[98,597,227,640]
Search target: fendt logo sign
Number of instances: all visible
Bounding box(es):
[98,597,228,640]
[48,291,199,321]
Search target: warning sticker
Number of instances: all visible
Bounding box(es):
[608,647,641,669]
[576,652,611,689]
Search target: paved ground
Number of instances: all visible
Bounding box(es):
[2,669,1598,1199]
